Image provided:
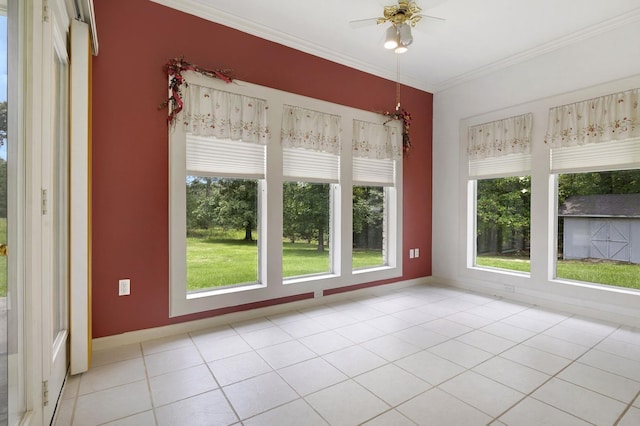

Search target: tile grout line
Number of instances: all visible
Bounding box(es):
[72,288,639,425]
[215,293,471,423]
[488,321,622,424]
[138,342,158,426]
[388,306,602,423]
[613,389,640,426]
[187,330,245,425]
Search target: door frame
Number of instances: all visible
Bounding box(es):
[19,0,73,424]
[12,0,94,422]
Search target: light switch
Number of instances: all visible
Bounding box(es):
[119,279,131,296]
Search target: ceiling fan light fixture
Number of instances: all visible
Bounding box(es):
[384,25,398,49]
[397,22,413,46]
[394,44,408,54]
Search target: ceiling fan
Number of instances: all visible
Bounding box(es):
[349,1,445,53]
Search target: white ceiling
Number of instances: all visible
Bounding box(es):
[151,0,640,92]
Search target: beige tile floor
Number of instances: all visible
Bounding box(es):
[54,284,640,425]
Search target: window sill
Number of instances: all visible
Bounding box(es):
[468,265,530,278]
[187,282,266,300]
[551,277,640,295]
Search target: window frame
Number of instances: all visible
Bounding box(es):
[458,78,640,316]
[351,184,393,271]
[470,175,532,274]
[550,139,640,289]
[169,72,403,317]
[281,180,336,282]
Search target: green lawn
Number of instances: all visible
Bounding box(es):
[187,236,258,290]
[282,241,329,278]
[187,228,383,291]
[477,255,640,290]
[476,255,531,273]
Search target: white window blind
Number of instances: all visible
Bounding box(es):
[186,135,265,178]
[352,120,399,186]
[281,144,341,182]
[551,137,640,173]
[469,154,532,179]
[281,105,341,182]
[353,157,395,186]
[467,113,532,179]
[282,148,339,183]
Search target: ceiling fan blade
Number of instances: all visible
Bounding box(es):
[349,17,380,29]
[417,13,446,22]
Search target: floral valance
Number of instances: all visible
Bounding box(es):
[353,120,402,160]
[544,88,639,148]
[281,105,341,154]
[182,83,270,144]
[468,113,532,160]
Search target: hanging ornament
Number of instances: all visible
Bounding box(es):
[383,56,412,154]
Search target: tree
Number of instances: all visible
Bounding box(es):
[186,177,213,230]
[0,101,6,219]
[476,176,530,255]
[558,170,640,203]
[185,177,258,241]
[353,186,384,249]
[212,179,257,241]
[0,159,6,219]
[283,182,330,252]
[0,101,6,148]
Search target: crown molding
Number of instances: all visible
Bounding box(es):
[149,0,435,93]
[150,1,640,94]
[433,7,640,92]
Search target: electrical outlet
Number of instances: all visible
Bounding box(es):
[119,279,131,296]
[415,248,420,258]
[314,290,323,298]
[409,249,415,259]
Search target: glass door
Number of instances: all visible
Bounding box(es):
[4,0,27,423]
[0,4,8,422]
[41,11,70,423]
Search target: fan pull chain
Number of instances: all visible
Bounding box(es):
[396,56,401,110]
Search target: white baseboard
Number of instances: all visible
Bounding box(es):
[92,277,429,351]
[434,275,640,328]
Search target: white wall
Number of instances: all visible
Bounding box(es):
[432,19,640,327]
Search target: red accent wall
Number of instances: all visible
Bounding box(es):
[91,0,433,338]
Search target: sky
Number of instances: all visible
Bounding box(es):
[0,16,5,102]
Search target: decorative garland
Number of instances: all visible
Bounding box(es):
[160,57,234,124]
[159,57,412,154]
[384,108,412,155]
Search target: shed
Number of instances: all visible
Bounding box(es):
[558,194,640,263]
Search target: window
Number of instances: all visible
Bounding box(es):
[475,176,531,272]
[281,105,340,280]
[283,182,331,278]
[556,170,640,290]
[169,80,268,311]
[186,176,259,291]
[169,72,403,317]
[547,88,640,290]
[182,89,267,292]
[467,113,532,273]
[352,185,385,269]
[352,120,400,271]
